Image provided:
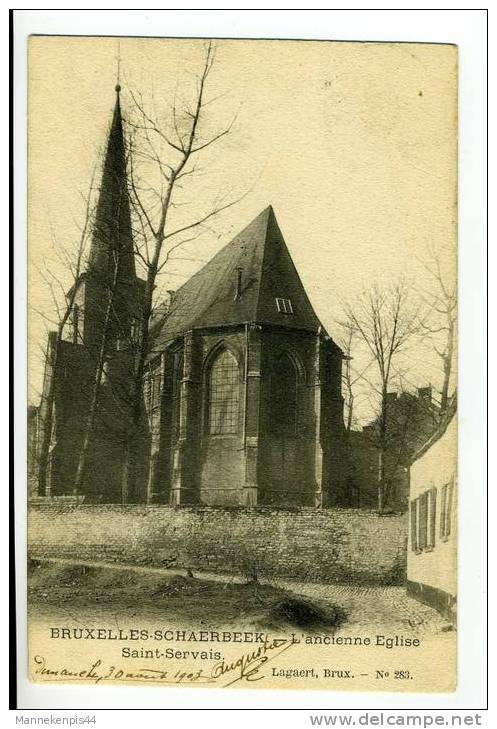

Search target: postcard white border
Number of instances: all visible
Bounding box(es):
[10,7,488,715]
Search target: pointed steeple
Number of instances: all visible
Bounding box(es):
[87,85,136,286]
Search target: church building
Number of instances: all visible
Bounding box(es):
[36,89,345,507]
[36,87,145,503]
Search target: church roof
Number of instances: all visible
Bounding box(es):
[151,206,326,350]
[87,87,137,288]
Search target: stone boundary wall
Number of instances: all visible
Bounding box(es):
[28,502,407,585]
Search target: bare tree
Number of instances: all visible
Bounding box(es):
[335,319,378,436]
[343,281,420,512]
[73,244,125,497]
[120,42,243,502]
[33,181,95,495]
[418,246,457,415]
[337,321,356,435]
[33,163,135,498]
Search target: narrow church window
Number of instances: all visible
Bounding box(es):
[171,351,183,443]
[101,360,109,386]
[143,372,152,413]
[145,357,162,414]
[70,304,80,344]
[270,353,297,437]
[208,350,240,435]
[131,320,141,347]
[151,367,161,410]
[275,297,294,314]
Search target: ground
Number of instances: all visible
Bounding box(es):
[28,557,451,635]
[28,558,456,692]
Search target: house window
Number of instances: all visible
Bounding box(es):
[208,350,240,435]
[275,297,294,314]
[410,487,437,552]
[440,478,454,539]
[418,492,428,550]
[270,353,298,438]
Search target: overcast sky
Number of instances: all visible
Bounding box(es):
[28,37,457,421]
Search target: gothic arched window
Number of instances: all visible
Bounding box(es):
[71,304,80,344]
[270,353,298,438]
[208,349,240,435]
[171,351,183,443]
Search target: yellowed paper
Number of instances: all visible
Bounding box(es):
[27,36,458,692]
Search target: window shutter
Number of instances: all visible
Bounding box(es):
[440,484,447,538]
[410,499,418,551]
[446,479,454,537]
[429,487,437,548]
[419,492,428,550]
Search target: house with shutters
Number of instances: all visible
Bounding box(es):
[35,87,345,507]
[407,396,457,621]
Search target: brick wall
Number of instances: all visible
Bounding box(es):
[27,502,407,585]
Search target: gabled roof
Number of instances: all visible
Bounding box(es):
[410,394,457,464]
[152,206,325,349]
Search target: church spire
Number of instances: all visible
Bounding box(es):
[87,85,135,286]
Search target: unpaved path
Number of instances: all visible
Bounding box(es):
[29,556,451,635]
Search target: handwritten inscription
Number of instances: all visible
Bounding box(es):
[210,636,293,687]
[33,656,215,686]
[33,637,295,688]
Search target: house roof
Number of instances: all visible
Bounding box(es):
[410,393,457,464]
[151,206,326,349]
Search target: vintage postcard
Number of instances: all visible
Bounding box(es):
[27,36,458,692]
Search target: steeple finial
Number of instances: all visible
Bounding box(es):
[115,41,121,94]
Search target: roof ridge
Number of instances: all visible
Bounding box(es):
[150,206,324,349]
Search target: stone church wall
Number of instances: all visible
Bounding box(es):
[28,502,407,584]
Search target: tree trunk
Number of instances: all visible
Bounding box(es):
[120,442,135,504]
[37,273,85,496]
[346,393,354,433]
[72,334,108,497]
[377,388,388,513]
[440,320,454,415]
[377,449,385,513]
[120,271,154,503]
[37,335,60,496]
[74,261,120,497]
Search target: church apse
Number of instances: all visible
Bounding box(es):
[143,205,345,507]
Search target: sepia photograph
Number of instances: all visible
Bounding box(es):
[25,34,459,694]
